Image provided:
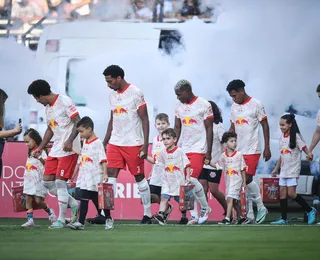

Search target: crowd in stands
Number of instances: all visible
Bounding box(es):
[0,0,217,26]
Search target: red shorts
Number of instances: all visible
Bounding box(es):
[44,154,79,179]
[186,153,205,179]
[243,154,261,175]
[107,144,144,175]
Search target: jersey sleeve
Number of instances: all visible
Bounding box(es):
[296,134,307,151]
[256,100,267,122]
[63,96,79,118]
[155,151,165,168]
[317,111,320,128]
[230,105,236,124]
[134,89,147,110]
[216,153,225,170]
[204,101,214,120]
[97,141,108,163]
[174,103,180,119]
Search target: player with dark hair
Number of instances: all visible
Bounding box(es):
[102,65,152,224]
[27,79,80,228]
[226,79,270,224]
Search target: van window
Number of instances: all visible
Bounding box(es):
[66,59,87,106]
[158,30,183,55]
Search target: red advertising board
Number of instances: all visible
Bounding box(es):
[0,142,224,221]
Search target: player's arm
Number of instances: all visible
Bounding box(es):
[137,106,150,159]
[103,111,113,147]
[260,119,271,161]
[174,117,182,143]
[185,166,191,183]
[70,163,80,182]
[204,117,213,161]
[102,162,108,182]
[64,114,81,152]
[308,126,320,161]
[33,127,54,157]
[271,157,281,177]
[241,170,246,187]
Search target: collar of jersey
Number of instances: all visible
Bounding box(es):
[117,84,130,94]
[166,146,178,154]
[225,150,237,157]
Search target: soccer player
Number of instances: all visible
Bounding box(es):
[174,79,212,225]
[199,101,227,216]
[68,116,111,230]
[206,132,247,225]
[226,79,270,224]
[102,65,152,224]
[27,79,80,228]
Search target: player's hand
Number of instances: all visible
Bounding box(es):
[204,152,211,164]
[63,140,73,152]
[103,175,108,182]
[138,145,148,159]
[185,175,191,184]
[263,147,271,162]
[31,148,42,158]
[67,179,74,184]
[306,152,313,162]
[271,170,277,177]
[241,182,246,188]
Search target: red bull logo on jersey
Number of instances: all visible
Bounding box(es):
[235,117,249,126]
[113,106,128,116]
[165,164,180,173]
[182,116,197,126]
[80,155,94,166]
[281,148,292,155]
[226,167,238,176]
[48,119,59,129]
[25,163,38,172]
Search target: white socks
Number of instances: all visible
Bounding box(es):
[55,179,69,223]
[191,177,209,209]
[190,198,199,218]
[42,180,57,196]
[137,178,152,217]
[107,177,117,197]
[247,181,265,210]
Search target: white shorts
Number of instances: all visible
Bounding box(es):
[279,177,298,187]
[226,179,242,200]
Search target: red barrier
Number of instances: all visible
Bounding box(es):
[0,142,225,221]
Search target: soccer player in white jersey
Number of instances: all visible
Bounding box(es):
[102,65,152,224]
[199,101,227,217]
[207,131,247,225]
[307,84,320,225]
[27,80,80,228]
[226,79,270,224]
[271,114,316,224]
[174,79,212,225]
[68,116,111,230]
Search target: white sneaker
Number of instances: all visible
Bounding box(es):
[317,222,320,225]
[247,211,255,220]
[198,207,212,224]
[187,216,199,225]
[70,206,79,224]
[21,219,34,227]
[69,221,84,230]
[105,218,114,230]
[48,209,57,224]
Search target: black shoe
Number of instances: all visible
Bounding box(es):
[177,217,188,225]
[150,216,159,224]
[237,217,246,225]
[163,204,173,223]
[86,214,106,225]
[154,214,165,225]
[218,218,231,225]
[140,215,152,224]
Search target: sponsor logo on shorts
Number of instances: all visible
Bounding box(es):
[209,172,216,178]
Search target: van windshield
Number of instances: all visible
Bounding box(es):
[66,59,87,106]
